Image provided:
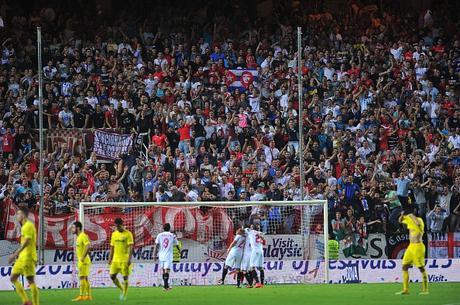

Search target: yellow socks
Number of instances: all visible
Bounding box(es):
[112,277,123,290]
[30,283,39,305]
[79,279,85,296]
[85,279,91,297]
[402,270,409,292]
[421,270,428,292]
[123,280,129,296]
[13,280,29,304]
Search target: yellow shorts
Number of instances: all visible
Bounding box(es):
[110,262,132,277]
[402,243,426,268]
[12,260,36,277]
[77,261,91,277]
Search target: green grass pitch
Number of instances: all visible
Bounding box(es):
[1,283,459,305]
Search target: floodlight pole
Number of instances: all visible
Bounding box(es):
[297,27,305,200]
[37,27,45,265]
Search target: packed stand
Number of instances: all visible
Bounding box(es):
[0,0,460,242]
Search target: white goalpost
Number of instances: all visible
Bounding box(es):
[77,200,329,287]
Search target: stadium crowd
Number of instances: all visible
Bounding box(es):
[0,0,460,243]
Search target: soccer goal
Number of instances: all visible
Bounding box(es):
[77,200,328,287]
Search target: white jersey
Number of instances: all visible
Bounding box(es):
[246,228,264,253]
[155,231,178,262]
[229,234,245,253]
[243,229,252,254]
[240,230,252,270]
[225,234,245,268]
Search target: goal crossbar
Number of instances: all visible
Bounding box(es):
[78,200,329,283]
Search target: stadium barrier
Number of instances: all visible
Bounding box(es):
[0,259,459,290]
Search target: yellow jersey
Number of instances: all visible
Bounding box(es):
[110,229,134,263]
[402,215,424,236]
[18,220,37,262]
[76,232,91,264]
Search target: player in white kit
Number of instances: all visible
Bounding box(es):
[240,225,253,287]
[219,228,245,287]
[247,224,266,288]
[154,223,179,290]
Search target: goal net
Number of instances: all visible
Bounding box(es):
[77,200,328,287]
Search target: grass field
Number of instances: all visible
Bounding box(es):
[1,283,459,305]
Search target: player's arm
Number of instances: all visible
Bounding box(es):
[109,246,114,265]
[108,233,114,265]
[408,214,421,226]
[398,211,405,224]
[81,237,91,263]
[8,237,31,264]
[127,232,134,265]
[153,235,160,261]
[226,240,236,255]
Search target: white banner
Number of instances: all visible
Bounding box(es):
[1,259,459,290]
[93,130,133,160]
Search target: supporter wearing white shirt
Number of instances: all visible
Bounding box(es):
[86,91,98,108]
[263,141,280,165]
[219,176,235,199]
[357,140,373,160]
[250,184,266,201]
[260,55,273,69]
[390,43,403,61]
[448,132,460,149]
[249,90,261,113]
[58,106,73,128]
[117,42,133,54]
[323,62,335,80]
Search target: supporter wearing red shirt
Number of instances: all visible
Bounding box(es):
[104,104,118,128]
[245,48,258,68]
[2,128,14,157]
[151,129,168,150]
[177,119,191,154]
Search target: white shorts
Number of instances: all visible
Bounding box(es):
[225,250,243,269]
[159,260,173,270]
[240,252,251,271]
[250,251,264,268]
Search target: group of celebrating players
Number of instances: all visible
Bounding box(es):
[7,206,427,305]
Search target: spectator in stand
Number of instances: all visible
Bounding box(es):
[1,0,460,243]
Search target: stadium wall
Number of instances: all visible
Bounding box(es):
[0,259,458,290]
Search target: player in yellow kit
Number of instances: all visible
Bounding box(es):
[71,221,92,301]
[396,208,429,295]
[109,218,134,301]
[8,207,39,305]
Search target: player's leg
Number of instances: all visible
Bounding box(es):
[243,270,253,287]
[395,264,410,295]
[258,267,265,286]
[162,268,171,290]
[252,252,263,288]
[415,244,428,295]
[83,275,92,300]
[72,275,86,301]
[122,275,129,300]
[418,267,429,294]
[73,261,90,301]
[121,263,132,300]
[251,267,260,285]
[396,245,413,295]
[26,276,39,305]
[249,251,259,285]
[10,270,30,305]
[219,265,229,284]
[236,269,243,288]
